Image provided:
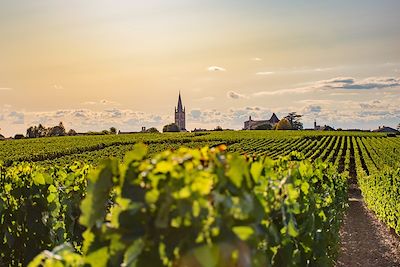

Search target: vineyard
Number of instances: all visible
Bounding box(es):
[0,131,399,266]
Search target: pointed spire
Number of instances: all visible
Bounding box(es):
[177,91,183,112]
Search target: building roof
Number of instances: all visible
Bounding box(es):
[372,126,400,133]
[244,113,280,124]
[321,125,335,131]
[269,113,280,124]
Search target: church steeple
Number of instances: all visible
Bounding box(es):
[175,91,186,131]
[177,91,184,112]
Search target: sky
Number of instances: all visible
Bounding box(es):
[1,0,400,136]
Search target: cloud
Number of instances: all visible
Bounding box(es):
[255,67,333,76]
[190,110,202,119]
[256,71,275,76]
[8,111,24,124]
[82,99,120,106]
[53,84,64,90]
[104,108,123,118]
[82,101,97,105]
[253,86,314,96]
[227,91,246,99]
[195,96,215,102]
[251,57,262,61]
[1,97,399,136]
[0,107,175,137]
[303,105,322,114]
[319,77,400,90]
[207,66,226,72]
[297,97,400,129]
[254,76,400,96]
[0,87,12,90]
[187,106,276,128]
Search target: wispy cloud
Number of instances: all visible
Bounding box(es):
[53,84,64,90]
[227,91,246,99]
[82,99,120,106]
[207,66,226,72]
[256,67,333,76]
[318,77,400,90]
[256,71,275,76]
[0,87,12,91]
[300,98,400,127]
[0,108,170,134]
[254,76,400,96]
[8,111,25,124]
[195,96,215,102]
[253,87,314,96]
[251,57,262,61]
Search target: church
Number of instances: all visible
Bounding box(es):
[174,92,186,131]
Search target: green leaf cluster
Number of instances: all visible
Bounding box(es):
[359,168,400,234]
[28,144,347,267]
[0,162,89,266]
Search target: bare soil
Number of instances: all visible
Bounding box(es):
[336,183,400,267]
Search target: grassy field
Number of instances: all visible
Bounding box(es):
[0,131,396,174]
[0,130,399,266]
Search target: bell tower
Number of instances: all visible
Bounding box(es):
[174,91,186,131]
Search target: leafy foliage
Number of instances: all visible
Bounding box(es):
[276,119,292,130]
[284,112,303,130]
[146,127,160,133]
[28,145,347,266]
[359,168,400,234]
[0,162,89,266]
[26,122,69,138]
[163,123,180,132]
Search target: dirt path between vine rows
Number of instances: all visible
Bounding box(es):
[336,183,400,267]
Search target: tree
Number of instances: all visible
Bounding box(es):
[397,123,400,131]
[214,126,223,131]
[26,122,69,138]
[26,125,46,138]
[109,127,117,134]
[284,112,303,130]
[14,134,24,139]
[146,127,159,133]
[47,122,66,137]
[163,123,180,132]
[26,126,36,138]
[37,124,48,137]
[67,129,77,136]
[255,123,272,130]
[276,118,292,130]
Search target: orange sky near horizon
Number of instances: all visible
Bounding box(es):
[1,1,400,136]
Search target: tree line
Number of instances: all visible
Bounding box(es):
[26,123,119,138]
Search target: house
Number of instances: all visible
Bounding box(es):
[314,120,335,131]
[243,113,280,130]
[372,126,400,134]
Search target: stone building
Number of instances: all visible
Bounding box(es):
[314,120,335,131]
[243,113,280,130]
[373,126,399,134]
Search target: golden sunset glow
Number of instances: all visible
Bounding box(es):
[1,1,400,136]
